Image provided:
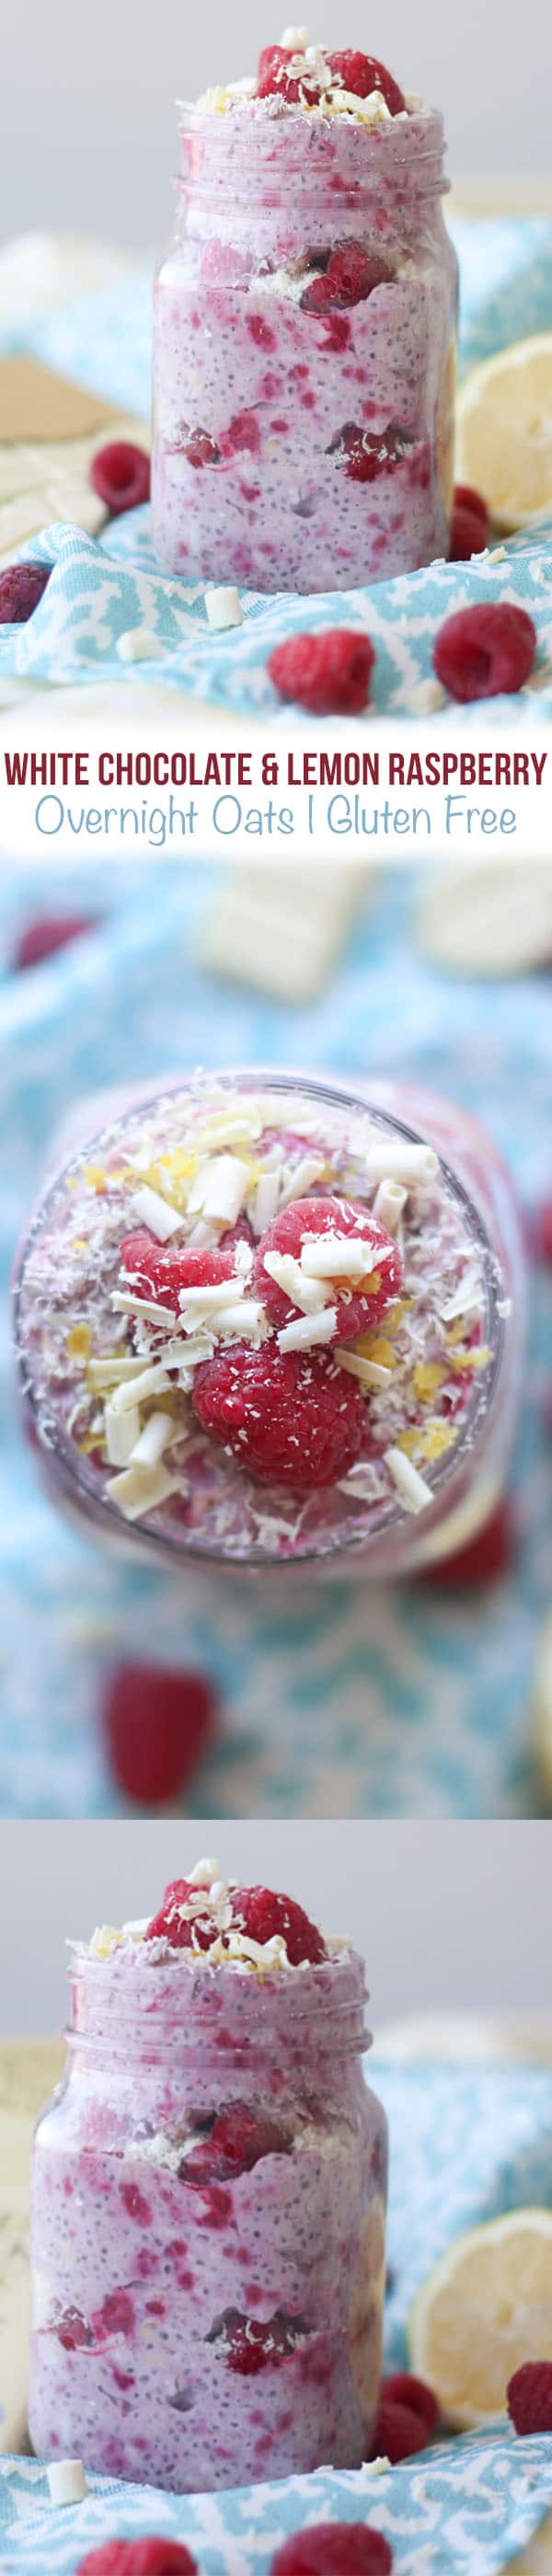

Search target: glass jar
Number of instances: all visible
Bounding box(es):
[151,98,458,592]
[29,1938,386,2490]
[13,1070,524,1580]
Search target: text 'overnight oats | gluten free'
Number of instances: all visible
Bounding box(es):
[151,32,458,589]
[14,1074,523,1577]
[29,1862,387,2489]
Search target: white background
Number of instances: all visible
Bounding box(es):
[2,1823,552,2034]
[3,0,552,249]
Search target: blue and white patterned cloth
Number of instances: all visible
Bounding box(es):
[0,865,550,1822]
[3,2064,552,2570]
[1,221,551,717]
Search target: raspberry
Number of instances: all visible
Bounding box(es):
[448,502,488,562]
[231,1884,327,1964]
[535,1202,552,1266]
[101,1663,216,1807]
[90,442,151,515]
[220,2312,301,2374]
[269,628,374,716]
[255,1194,402,1342]
[271,2527,393,2576]
[184,2106,290,2184]
[55,2306,92,2351]
[508,2360,552,2434]
[330,422,413,484]
[223,410,261,456]
[0,561,51,624]
[180,429,221,468]
[432,604,536,703]
[76,2543,198,2576]
[372,2395,429,2463]
[419,1498,515,1588]
[12,913,98,971]
[119,1231,239,1315]
[327,49,405,114]
[144,1877,217,1949]
[380,2371,438,2432]
[302,245,391,313]
[454,482,489,536]
[192,1341,368,1489]
[256,44,320,105]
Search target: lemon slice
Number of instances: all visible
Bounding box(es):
[456,334,552,530]
[409,2208,552,2428]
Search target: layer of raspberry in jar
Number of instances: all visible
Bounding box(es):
[29,1859,387,2490]
[151,32,457,591]
[14,1074,497,1569]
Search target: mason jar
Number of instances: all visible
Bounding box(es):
[151,98,458,591]
[13,1070,524,1580]
[29,1931,386,2489]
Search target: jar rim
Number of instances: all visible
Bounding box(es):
[175,96,449,196]
[63,1938,372,2063]
[13,1066,507,1572]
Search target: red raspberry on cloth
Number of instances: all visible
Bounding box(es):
[256,43,320,104]
[192,1341,368,1489]
[379,2370,438,2432]
[535,1201,552,1265]
[327,48,405,114]
[418,1498,515,1589]
[432,603,536,702]
[271,2526,393,2575]
[255,1193,402,1342]
[372,2394,429,2462]
[454,482,489,536]
[448,502,488,562]
[90,442,150,515]
[302,246,391,313]
[268,628,374,715]
[12,913,98,970]
[0,561,51,623]
[76,2543,198,2575]
[508,2359,552,2434]
[101,1663,216,1806]
[231,1883,327,1964]
[184,2105,290,2184]
[119,1230,241,1314]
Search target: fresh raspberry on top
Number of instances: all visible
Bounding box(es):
[271,2526,393,2575]
[302,245,392,313]
[507,2359,552,2434]
[144,1878,216,1949]
[256,43,320,105]
[328,48,405,113]
[0,562,51,624]
[255,1193,402,1343]
[90,441,150,515]
[119,1230,240,1315]
[432,603,536,703]
[192,1341,368,1489]
[371,2395,429,2463]
[380,2370,438,2432]
[232,1883,327,1964]
[269,628,374,716]
[184,2105,290,2184]
[101,1663,216,1808]
[76,2545,198,2576]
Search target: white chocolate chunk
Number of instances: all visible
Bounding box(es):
[301,1232,386,1279]
[362,1143,438,1185]
[262,1250,328,1314]
[112,1291,177,1327]
[335,1347,392,1388]
[214,1297,266,1338]
[373,1179,408,1236]
[440,1267,485,1322]
[204,584,243,631]
[106,1462,183,1520]
[130,1410,176,1470]
[87,1355,148,1390]
[109,1363,171,1413]
[251,1170,281,1234]
[281,23,309,44]
[47,2459,89,2505]
[188,1154,249,1225]
[105,1400,141,1466]
[278,1155,326,1207]
[116,627,165,663]
[132,1184,184,1240]
[178,1282,243,1316]
[188,1857,223,1885]
[278,1306,338,1351]
[384,1446,434,1514]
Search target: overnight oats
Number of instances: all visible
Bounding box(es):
[14,1072,523,1577]
[152,31,458,590]
[29,1862,387,2489]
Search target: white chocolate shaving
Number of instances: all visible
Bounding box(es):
[301,1232,385,1279]
[113,1291,178,1326]
[263,1250,328,1313]
[106,1462,184,1521]
[373,1179,408,1236]
[132,1185,184,1241]
[46,2460,89,2506]
[188,1154,249,1225]
[384,1446,434,1515]
[278,1306,338,1351]
[105,1400,141,1466]
[335,1348,392,1389]
[362,1143,438,1184]
[109,1363,171,1413]
[130,1410,177,1470]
